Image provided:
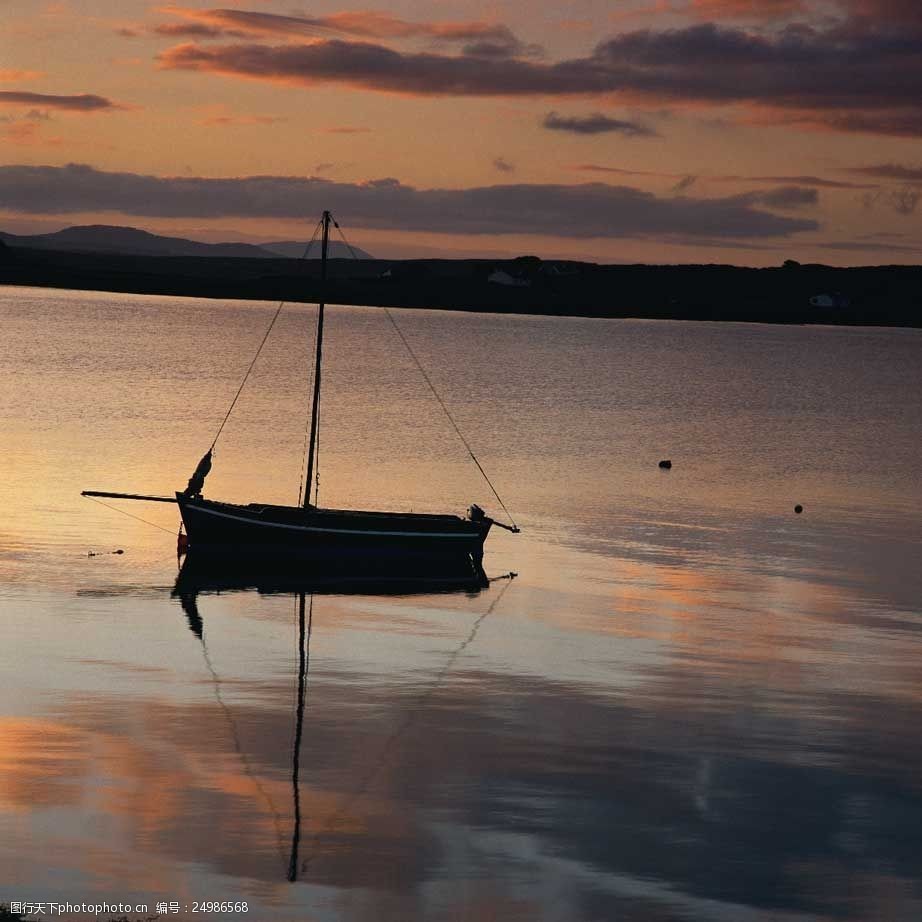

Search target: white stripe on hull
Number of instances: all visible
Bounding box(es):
[184,502,480,540]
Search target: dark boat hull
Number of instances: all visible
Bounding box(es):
[176,494,492,563]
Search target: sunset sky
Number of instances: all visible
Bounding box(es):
[2,0,921,264]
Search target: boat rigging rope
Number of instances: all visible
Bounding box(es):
[300,572,516,873]
[332,221,519,532]
[208,217,324,454]
[297,415,309,507]
[85,495,176,534]
[190,598,289,868]
[382,310,519,530]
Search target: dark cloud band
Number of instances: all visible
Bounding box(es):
[847,163,922,182]
[543,112,655,137]
[157,39,613,96]
[156,14,922,136]
[0,92,116,111]
[0,163,818,240]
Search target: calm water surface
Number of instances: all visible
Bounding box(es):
[2,285,921,921]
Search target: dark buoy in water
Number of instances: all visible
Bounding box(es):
[659,460,672,470]
[794,504,803,514]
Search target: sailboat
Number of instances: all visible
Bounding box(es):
[84,210,518,567]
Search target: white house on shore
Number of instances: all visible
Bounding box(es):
[810,293,850,308]
[488,270,531,287]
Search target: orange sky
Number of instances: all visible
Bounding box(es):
[1,0,921,264]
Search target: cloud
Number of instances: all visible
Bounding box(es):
[158,7,527,48]
[0,111,62,146]
[889,187,920,215]
[846,163,922,182]
[860,186,921,216]
[0,163,818,241]
[592,22,912,104]
[0,91,118,111]
[690,0,921,25]
[492,157,515,173]
[571,165,871,190]
[743,185,818,208]
[689,0,806,19]
[674,182,818,210]
[197,113,287,126]
[672,175,698,194]
[157,39,608,96]
[153,22,228,38]
[797,111,922,137]
[816,239,922,254]
[0,69,44,83]
[543,111,655,137]
[570,164,675,178]
[1,122,61,146]
[717,173,877,189]
[842,0,922,26]
[2,122,40,143]
[594,20,922,137]
[154,17,922,135]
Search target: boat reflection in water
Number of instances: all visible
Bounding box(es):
[173,548,492,606]
[172,550,515,881]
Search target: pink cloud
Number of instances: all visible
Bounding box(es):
[0,120,63,146]
[197,113,286,126]
[0,69,45,83]
[689,0,805,19]
[157,7,520,46]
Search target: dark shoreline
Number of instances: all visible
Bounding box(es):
[1,244,920,327]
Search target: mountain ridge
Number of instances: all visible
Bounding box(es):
[0,224,373,260]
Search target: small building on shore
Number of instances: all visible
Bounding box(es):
[488,269,531,288]
[810,293,850,308]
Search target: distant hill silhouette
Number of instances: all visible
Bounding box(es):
[2,230,919,328]
[262,240,374,260]
[0,225,276,259]
[0,224,374,261]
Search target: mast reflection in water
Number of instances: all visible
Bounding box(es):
[172,552,514,883]
[289,591,311,882]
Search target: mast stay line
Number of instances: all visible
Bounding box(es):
[170,218,325,501]
[209,217,325,455]
[332,221,519,533]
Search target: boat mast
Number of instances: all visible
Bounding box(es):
[304,210,330,508]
